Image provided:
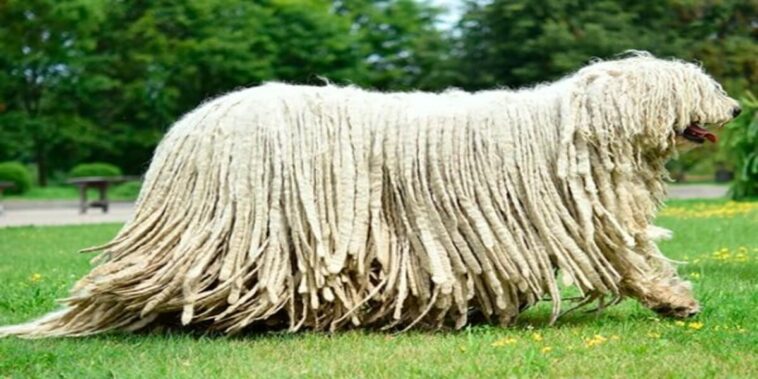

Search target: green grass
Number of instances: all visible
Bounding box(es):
[0,201,756,378]
[4,182,140,202]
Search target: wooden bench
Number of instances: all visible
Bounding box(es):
[0,181,15,215]
[67,176,135,214]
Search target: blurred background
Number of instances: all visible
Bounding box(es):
[0,0,756,200]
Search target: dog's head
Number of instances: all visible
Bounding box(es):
[570,53,740,153]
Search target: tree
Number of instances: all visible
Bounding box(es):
[0,1,458,181]
[1,0,458,180]
[456,0,757,94]
[0,0,105,185]
[22,0,373,175]
[77,0,455,173]
[681,0,758,95]
[68,0,281,174]
[457,0,689,89]
[336,0,457,91]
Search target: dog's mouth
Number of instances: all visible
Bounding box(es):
[679,122,717,144]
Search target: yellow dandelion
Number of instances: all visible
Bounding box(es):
[29,273,42,283]
[658,202,758,218]
[541,346,553,353]
[531,333,543,342]
[491,337,518,347]
[584,334,607,348]
[687,322,704,330]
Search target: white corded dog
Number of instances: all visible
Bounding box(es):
[0,53,741,337]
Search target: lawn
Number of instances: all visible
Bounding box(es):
[0,200,756,378]
[4,182,141,202]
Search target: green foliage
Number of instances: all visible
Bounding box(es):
[0,0,106,185]
[335,0,457,90]
[456,0,756,94]
[69,163,122,178]
[0,161,32,194]
[725,94,758,199]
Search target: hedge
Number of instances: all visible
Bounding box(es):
[0,161,32,194]
[69,163,123,179]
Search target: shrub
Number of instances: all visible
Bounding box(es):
[69,163,123,179]
[725,93,758,199]
[0,161,32,194]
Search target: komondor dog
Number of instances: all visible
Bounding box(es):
[0,53,741,337]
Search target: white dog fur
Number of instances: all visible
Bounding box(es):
[0,53,740,337]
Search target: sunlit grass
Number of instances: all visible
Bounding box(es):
[0,200,755,378]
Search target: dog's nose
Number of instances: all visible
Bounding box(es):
[732,107,742,118]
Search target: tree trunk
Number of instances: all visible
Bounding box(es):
[36,144,48,187]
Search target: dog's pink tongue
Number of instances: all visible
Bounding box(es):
[686,124,717,143]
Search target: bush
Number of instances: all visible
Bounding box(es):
[725,93,758,199]
[0,161,33,194]
[69,163,122,178]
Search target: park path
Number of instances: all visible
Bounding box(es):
[0,184,729,228]
[666,184,729,199]
[0,202,133,228]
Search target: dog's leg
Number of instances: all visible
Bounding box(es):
[621,274,699,318]
[615,239,700,318]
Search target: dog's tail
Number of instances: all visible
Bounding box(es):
[0,309,74,338]
[0,302,156,338]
